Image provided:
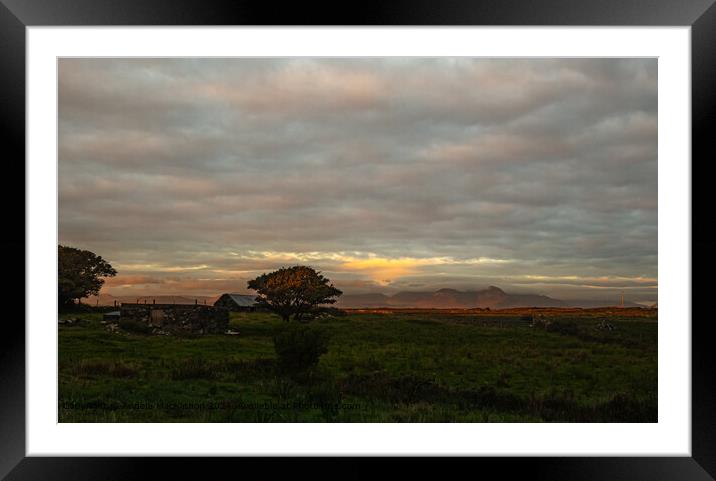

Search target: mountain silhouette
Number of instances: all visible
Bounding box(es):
[337,286,566,309]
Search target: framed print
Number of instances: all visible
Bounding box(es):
[4,0,715,479]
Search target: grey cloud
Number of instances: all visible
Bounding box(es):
[59,58,657,302]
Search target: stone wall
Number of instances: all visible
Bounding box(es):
[120,303,229,334]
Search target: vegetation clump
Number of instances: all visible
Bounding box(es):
[58,245,116,308]
[248,266,342,322]
[545,320,580,336]
[272,323,330,374]
[118,318,153,335]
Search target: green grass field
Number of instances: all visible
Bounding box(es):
[58,309,657,422]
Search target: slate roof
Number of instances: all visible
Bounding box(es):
[217,293,257,307]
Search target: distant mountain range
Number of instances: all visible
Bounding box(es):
[84,286,643,309]
[335,286,642,309]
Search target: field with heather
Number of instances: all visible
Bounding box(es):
[58,308,657,422]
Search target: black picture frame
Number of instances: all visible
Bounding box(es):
[3,0,714,479]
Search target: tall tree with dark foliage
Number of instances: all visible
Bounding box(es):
[248,266,342,322]
[58,245,117,307]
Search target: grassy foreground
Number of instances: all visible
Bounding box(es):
[58,308,657,422]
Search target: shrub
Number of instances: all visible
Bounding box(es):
[272,323,329,374]
[545,320,580,336]
[118,318,152,334]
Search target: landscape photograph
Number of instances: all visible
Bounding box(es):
[58,57,657,423]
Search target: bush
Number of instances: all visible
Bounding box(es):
[273,324,329,374]
[118,319,152,334]
[58,302,99,314]
[545,320,580,336]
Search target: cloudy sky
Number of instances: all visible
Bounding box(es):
[58,58,657,303]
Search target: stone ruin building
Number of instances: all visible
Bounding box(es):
[119,303,229,334]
